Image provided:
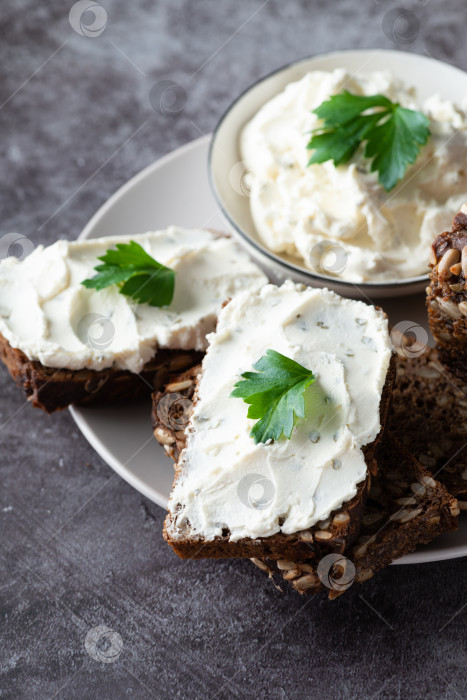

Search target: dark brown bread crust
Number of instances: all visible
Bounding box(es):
[388,346,467,499]
[256,433,458,598]
[163,476,373,561]
[427,211,467,382]
[0,332,203,413]
[155,353,396,561]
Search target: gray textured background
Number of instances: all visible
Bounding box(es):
[1,1,467,698]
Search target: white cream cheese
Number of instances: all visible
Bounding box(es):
[241,69,467,282]
[167,282,392,541]
[0,228,267,372]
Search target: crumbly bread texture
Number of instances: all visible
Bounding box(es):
[0,332,202,413]
[155,353,396,562]
[427,210,467,381]
[253,433,459,598]
[152,364,201,462]
[388,346,467,500]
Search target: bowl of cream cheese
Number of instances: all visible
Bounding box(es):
[208,50,467,298]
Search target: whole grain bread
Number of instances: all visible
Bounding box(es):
[427,210,467,382]
[0,332,203,413]
[155,353,396,562]
[388,346,467,499]
[253,433,459,598]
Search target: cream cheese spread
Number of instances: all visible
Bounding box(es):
[241,69,467,282]
[0,228,267,372]
[167,282,392,541]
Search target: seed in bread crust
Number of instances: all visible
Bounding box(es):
[427,515,440,525]
[154,426,176,445]
[250,557,271,573]
[462,245,467,278]
[395,497,417,506]
[450,263,462,276]
[292,574,321,592]
[420,475,436,488]
[165,379,194,392]
[438,248,460,279]
[332,512,350,526]
[163,444,175,458]
[299,563,317,574]
[389,509,411,522]
[437,298,463,319]
[416,366,440,381]
[317,518,331,529]
[283,568,301,580]
[411,482,426,496]
[276,559,297,571]
[298,530,314,542]
[353,535,376,558]
[315,530,332,541]
[399,508,423,523]
[459,301,467,317]
[450,502,460,517]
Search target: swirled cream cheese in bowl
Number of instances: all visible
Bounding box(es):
[167,282,392,541]
[0,227,267,372]
[241,68,467,283]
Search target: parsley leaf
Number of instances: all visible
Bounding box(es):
[306,90,430,191]
[230,349,316,444]
[81,240,175,307]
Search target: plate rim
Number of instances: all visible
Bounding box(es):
[79,134,212,241]
[69,404,168,507]
[70,132,467,566]
[73,134,212,511]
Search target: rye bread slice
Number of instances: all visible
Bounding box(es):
[0,228,267,413]
[155,352,396,562]
[253,433,459,598]
[0,331,203,413]
[427,210,467,382]
[388,346,467,499]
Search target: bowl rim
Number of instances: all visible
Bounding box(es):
[205,48,466,290]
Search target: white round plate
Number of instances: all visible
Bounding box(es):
[70,134,467,565]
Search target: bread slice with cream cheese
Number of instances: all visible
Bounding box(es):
[162,282,395,561]
[0,227,266,412]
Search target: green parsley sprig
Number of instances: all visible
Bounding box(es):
[81,240,175,307]
[306,91,430,191]
[231,349,316,445]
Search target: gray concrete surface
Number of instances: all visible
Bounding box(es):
[1,1,467,698]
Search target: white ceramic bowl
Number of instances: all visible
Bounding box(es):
[208,49,467,299]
